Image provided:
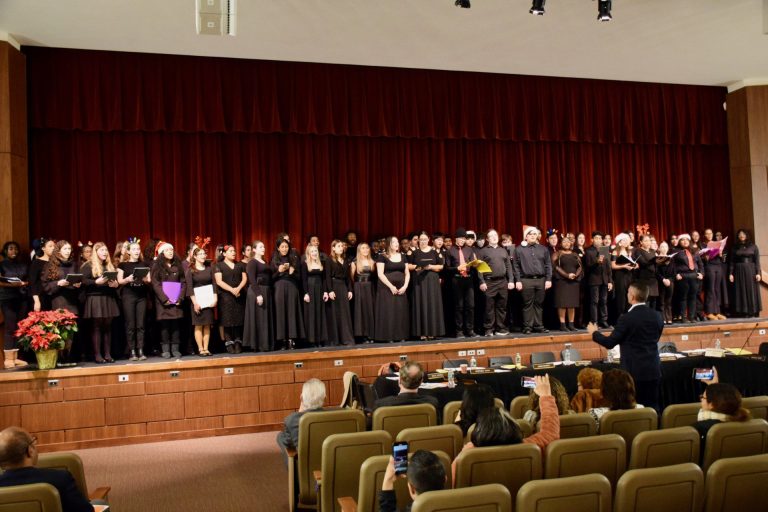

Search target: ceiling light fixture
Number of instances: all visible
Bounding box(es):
[455,0,470,8]
[529,0,546,16]
[597,0,612,22]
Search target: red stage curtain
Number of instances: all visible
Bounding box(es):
[25,47,732,250]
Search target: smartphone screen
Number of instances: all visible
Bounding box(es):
[521,376,536,389]
[693,368,714,380]
[393,441,409,476]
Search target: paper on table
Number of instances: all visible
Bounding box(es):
[162,281,182,303]
[194,284,216,309]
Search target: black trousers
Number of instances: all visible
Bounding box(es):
[483,279,508,332]
[635,378,660,413]
[704,265,724,315]
[520,278,546,329]
[589,284,609,324]
[660,282,674,322]
[122,290,146,351]
[675,273,700,320]
[1,299,25,350]
[160,319,180,351]
[452,276,474,333]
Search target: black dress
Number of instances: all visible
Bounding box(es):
[301,262,328,345]
[185,265,217,325]
[374,254,410,341]
[272,255,305,341]
[215,261,246,327]
[325,258,354,346]
[729,243,762,316]
[553,251,583,308]
[611,253,633,317]
[80,262,120,319]
[243,259,275,352]
[42,260,80,314]
[353,260,375,339]
[409,248,445,338]
[632,248,659,297]
[28,257,51,311]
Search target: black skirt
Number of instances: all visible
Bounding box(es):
[243,286,275,351]
[326,279,354,346]
[84,295,119,319]
[189,302,215,326]
[410,271,445,337]
[303,275,328,345]
[353,280,375,338]
[731,262,762,314]
[274,279,305,340]
[554,279,581,308]
[218,289,245,327]
[374,271,410,341]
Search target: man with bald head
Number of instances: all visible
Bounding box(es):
[0,427,94,512]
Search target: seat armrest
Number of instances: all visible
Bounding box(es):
[286,447,297,458]
[89,486,111,501]
[338,496,357,512]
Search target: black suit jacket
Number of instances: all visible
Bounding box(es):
[373,392,440,421]
[0,467,93,512]
[592,304,663,382]
[584,246,612,286]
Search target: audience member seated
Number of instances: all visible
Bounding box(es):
[523,376,572,431]
[454,384,497,437]
[379,449,447,512]
[570,368,610,413]
[0,427,95,512]
[588,369,643,431]
[275,378,326,466]
[373,361,440,415]
[692,368,750,456]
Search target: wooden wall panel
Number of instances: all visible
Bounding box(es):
[222,371,293,388]
[0,405,21,428]
[223,410,289,429]
[21,400,105,431]
[63,382,145,401]
[65,423,147,442]
[144,376,222,394]
[0,388,64,405]
[146,417,222,435]
[259,383,303,412]
[105,393,184,424]
[184,387,260,418]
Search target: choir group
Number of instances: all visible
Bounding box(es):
[0,225,763,367]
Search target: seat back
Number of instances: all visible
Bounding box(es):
[443,359,468,369]
[340,371,359,409]
[702,419,768,471]
[396,424,464,460]
[454,443,541,511]
[297,409,367,507]
[658,341,678,353]
[373,404,437,440]
[559,413,598,439]
[600,408,658,461]
[544,434,627,486]
[758,342,768,356]
[514,419,533,439]
[321,430,391,512]
[560,348,582,361]
[516,474,612,512]
[509,395,530,419]
[531,352,555,365]
[37,452,88,498]
[615,463,703,512]
[704,453,768,512]
[742,395,768,420]
[629,426,700,469]
[355,451,452,512]
[411,483,512,512]
[489,356,514,368]
[661,403,700,429]
[443,401,462,425]
[0,483,63,512]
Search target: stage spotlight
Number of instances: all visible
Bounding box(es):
[529,0,545,16]
[597,0,612,22]
[455,0,470,8]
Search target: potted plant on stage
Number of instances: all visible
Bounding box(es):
[15,309,79,370]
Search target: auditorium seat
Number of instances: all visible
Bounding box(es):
[544,434,626,486]
[319,430,391,512]
[338,451,452,512]
[372,403,437,440]
[658,342,678,354]
[560,348,582,361]
[530,352,556,365]
[558,413,598,439]
[703,453,768,512]
[614,463,703,512]
[514,419,533,439]
[0,482,63,512]
[758,342,768,357]
[741,395,768,420]
[509,396,530,419]
[443,401,462,425]
[489,356,514,368]
[37,452,111,502]
[661,402,700,429]
[288,408,366,511]
[516,474,612,512]
[396,425,464,460]
[453,443,541,510]
[701,418,768,471]
[628,427,700,470]
[599,408,658,461]
[411,483,512,512]
[443,359,469,369]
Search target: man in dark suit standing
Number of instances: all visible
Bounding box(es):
[584,231,613,328]
[0,427,94,512]
[276,378,326,466]
[587,282,663,411]
[373,361,439,418]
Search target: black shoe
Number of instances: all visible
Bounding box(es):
[466,331,477,337]
[533,326,549,333]
[559,323,569,331]
[598,322,611,329]
[566,322,577,331]
[161,352,171,359]
[682,318,692,324]
[225,342,235,354]
[496,329,510,336]
[454,333,465,339]
[522,328,532,335]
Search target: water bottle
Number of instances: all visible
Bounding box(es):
[447,369,455,388]
[515,352,522,368]
[714,338,721,350]
[564,343,572,365]
[606,348,614,363]
[470,355,477,369]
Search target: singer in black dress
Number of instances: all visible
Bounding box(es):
[301,245,328,347]
[186,247,217,356]
[656,242,675,325]
[272,239,304,349]
[408,233,445,340]
[351,243,376,341]
[42,240,81,366]
[374,237,410,342]
[82,242,120,363]
[611,234,636,320]
[552,237,583,331]
[243,241,275,352]
[632,235,659,309]
[729,230,762,317]
[215,245,248,353]
[29,238,55,312]
[325,240,354,346]
[0,241,28,363]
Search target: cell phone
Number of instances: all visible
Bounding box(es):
[521,376,536,389]
[393,441,409,476]
[693,368,714,380]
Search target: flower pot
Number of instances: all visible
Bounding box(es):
[35,349,58,370]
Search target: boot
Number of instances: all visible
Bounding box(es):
[161,343,171,359]
[567,321,577,331]
[171,344,182,358]
[559,322,569,332]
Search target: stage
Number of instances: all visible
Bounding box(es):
[1,319,766,452]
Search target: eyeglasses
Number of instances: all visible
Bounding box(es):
[27,436,38,450]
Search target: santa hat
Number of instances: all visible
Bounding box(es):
[677,234,691,242]
[523,225,539,238]
[614,233,631,245]
[155,241,173,257]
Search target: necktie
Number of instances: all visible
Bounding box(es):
[686,250,694,271]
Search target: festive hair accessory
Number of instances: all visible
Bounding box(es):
[77,241,94,248]
[546,228,558,237]
[636,223,650,236]
[127,236,141,245]
[155,241,173,257]
[614,233,631,245]
[523,225,539,238]
[223,244,234,253]
[194,235,211,251]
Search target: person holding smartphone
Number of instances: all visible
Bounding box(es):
[379,449,446,512]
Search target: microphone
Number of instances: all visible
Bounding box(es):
[734,322,760,356]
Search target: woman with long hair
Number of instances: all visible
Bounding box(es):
[325,239,354,346]
[1,241,29,369]
[701,228,728,320]
[271,239,304,349]
[588,369,643,431]
[552,236,582,331]
[117,241,150,361]
[81,242,120,363]
[656,241,675,325]
[186,246,217,356]
[29,237,56,312]
[408,232,444,340]
[112,240,128,268]
[374,236,410,342]
[42,240,81,366]
[240,243,253,265]
[729,229,762,317]
[301,244,328,347]
[243,241,275,352]
[632,234,659,310]
[693,369,751,457]
[151,241,186,358]
[610,233,636,319]
[214,245,248,353]
[350,242,376,342]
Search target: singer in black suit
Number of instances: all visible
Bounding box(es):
[588,282,663,411]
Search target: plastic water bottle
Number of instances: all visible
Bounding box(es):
[714,338,721,350]
[515,352,522,368]
[607,348,614,364]
[447,369,455,388]
[470,355,477,369]
[564,343,572,364]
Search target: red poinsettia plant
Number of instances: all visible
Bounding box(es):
[15,309,78,352]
